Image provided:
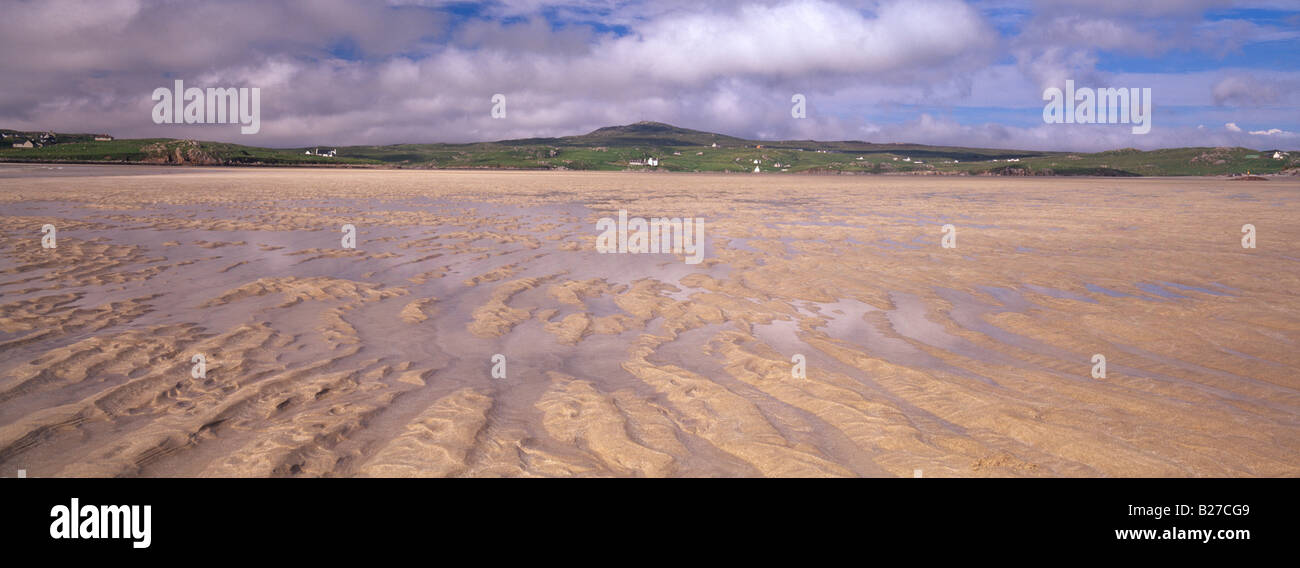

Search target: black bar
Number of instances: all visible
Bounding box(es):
[2,478,1288,560]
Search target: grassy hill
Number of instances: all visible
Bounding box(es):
[2,122,1297,176]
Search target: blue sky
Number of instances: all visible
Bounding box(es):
[1,0,1297,150]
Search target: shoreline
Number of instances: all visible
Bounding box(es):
[0,159,1291,178]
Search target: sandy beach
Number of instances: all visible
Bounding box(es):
[0,165,1296,477]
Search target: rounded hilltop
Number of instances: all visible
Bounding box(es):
[577,121,746,147]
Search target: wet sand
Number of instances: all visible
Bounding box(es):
[0,165,1296,477]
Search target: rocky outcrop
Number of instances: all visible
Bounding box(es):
[141,139,220,165]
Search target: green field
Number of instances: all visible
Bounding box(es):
[2,123,1296,176]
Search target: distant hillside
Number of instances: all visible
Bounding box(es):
[1,129,113,145]
[2,121,1297,176]
[495,122,747,148]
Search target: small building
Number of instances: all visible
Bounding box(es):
[93,135,113,141]
[647,157,659,167]
[12,140,33,148]
[1275,151,1290,160]
[753,165,761,173]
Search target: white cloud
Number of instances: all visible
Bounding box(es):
[1213,75,1281,106]
[0,0,1295,150]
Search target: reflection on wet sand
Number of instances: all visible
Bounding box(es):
[0,166,1296,477]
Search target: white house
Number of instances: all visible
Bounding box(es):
[753,165,761,173]
[647,157,659,166]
